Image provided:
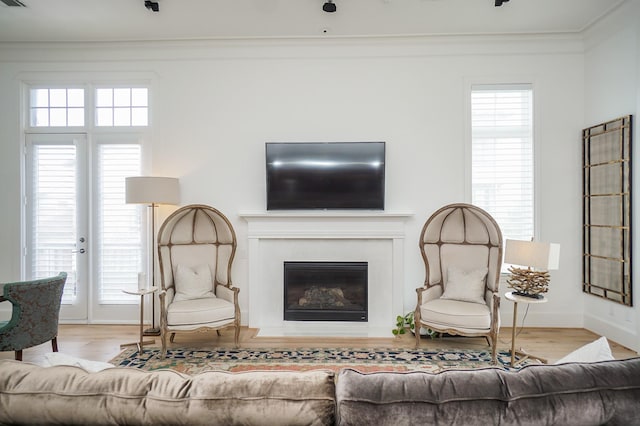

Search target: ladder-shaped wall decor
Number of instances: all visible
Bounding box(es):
[582,115,632,306]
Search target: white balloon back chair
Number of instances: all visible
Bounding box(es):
[157,204,240,358]
[415,203,503,363]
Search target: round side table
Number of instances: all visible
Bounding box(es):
[120,286,158,355]
[505,291,548,367]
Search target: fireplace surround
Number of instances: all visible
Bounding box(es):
[241,211,412,337]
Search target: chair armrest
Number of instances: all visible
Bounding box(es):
[490,291,500,329]
[215,284,239,305]
[485,290,499,309]
[158,288,175,308]
[416,284,443,306]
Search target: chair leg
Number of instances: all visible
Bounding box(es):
[170,332,176,343]
[15,350,22,361]
[490,332,498,365]
[216,330,221,337]
[160,331,167,360]
[414,310,422,349]
[234,325,240,348]
[52,337,58,353]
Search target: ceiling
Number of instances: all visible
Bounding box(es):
[0,0,627,43]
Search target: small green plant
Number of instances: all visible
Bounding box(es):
[392,311,439,338]
[392,311,415,336]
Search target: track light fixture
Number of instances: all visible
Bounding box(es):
[145,0,159,12]
[323,0,336,13]
[495,0,510,6]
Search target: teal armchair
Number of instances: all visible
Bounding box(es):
[0,272,67,361]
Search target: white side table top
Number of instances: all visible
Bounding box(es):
[505,290,548,305]
[122,286,159,297]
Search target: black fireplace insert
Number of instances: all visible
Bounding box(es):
[283,261,368,322]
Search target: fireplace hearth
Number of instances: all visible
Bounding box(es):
[284,261,368,322]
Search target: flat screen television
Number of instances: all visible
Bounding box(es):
[266,141,385,210]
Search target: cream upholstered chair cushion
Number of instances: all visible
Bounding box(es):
[173,264,216,302]
[167,298,235,326]
[440,266,488,304]
[157,205,240,358]
[419,299,492,331]
[415,204,503,364]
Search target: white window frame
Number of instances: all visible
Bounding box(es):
[26,84,88,131]
[465,81,540,270]
[95,86,149,127]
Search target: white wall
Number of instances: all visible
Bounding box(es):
[0,33,587,332]
[583,0,640,352]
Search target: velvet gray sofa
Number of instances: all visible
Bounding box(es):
[1,358,639,425]
[336,358,640,426]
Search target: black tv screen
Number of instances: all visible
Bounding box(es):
[266,142,385,210]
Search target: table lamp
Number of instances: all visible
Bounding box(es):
[505,239,560,299]
[126,176,180,336]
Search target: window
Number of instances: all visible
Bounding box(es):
[471,84,534,244]
[29,88,85,127]
[96,88,148,126]
[96,143,143,304]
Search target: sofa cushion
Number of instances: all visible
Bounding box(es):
[420,298,490,331]
[335,358,640,426]
[0,361,336,426]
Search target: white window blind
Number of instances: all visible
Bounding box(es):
[30,144,78,303]
[471,84,534,243]
[96,144,142,304]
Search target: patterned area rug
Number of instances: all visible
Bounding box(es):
[109,348,536,374]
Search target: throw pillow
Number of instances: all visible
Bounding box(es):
[554,336,614,364]
[40,352,114,372]
[174,264,216,302]
[440,266,488,305]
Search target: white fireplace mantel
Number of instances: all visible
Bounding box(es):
[240,211,413,337]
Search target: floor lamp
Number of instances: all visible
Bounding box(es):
[126,176,180,336]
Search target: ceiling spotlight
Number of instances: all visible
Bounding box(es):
[145,0,159,12]
[323,0,336,13]
[495,0,510,6]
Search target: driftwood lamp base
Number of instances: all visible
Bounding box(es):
[506,266,550,298]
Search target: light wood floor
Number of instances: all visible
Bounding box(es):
[1,325,637,364]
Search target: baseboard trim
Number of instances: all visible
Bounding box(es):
[584,313,640,353]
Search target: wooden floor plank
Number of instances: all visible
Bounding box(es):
[1,325,637,365]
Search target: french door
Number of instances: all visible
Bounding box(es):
[25,133,88,320]
[25,133,144,322]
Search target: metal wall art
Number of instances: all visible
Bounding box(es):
[582,115,632,306]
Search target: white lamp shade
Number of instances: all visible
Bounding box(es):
[125,176,180,205]
[505,239,560,270]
